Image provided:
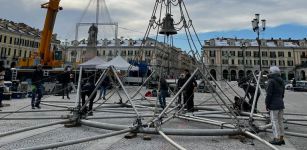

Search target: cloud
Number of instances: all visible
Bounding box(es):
[1,0,307,41]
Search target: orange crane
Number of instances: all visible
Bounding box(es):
[17,0,62,68]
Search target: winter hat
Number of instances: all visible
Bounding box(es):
[269,66,280,74]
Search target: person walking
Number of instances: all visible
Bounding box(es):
[176,73,185,108]
[266,66,286,145]
[183,69,197,112]
[61,66,71,99]
[81,75,97,116]
[158,75,168,109]
[31,64,44,109]
[0,62,5,109]
[98,75,110,100]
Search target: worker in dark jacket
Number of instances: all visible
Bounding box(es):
[81,75,97,116]
[266,66,285,145]
[31,64,44,109]
[60,66,71,99]
[176,73,185,108]
[158,75,168,109]
[183,69,197,112]
[238,81,260,112]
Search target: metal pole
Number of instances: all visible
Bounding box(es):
[81,120,242,136]
[0,120,70,138]
[20,128,133,150]
[110,66,140,117]
[75,66,83,107]
[130,70,156,99]
[153,68,199,122]
[40,102,71,109]
[0,116,69,120]
[158,130,187,150]
[86,114,156,120]
[250,71,261,119]
[244,130,278,150]
[80,68,108,111]
[258,30,262,71]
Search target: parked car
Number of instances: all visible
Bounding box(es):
[293,81,307,92]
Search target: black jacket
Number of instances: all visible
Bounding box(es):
[265,73,285,110]
[159,78,168,91]
[177,78,185,89]
[184,73,197,93]
[59,71,70,84]
[32,69,44,85]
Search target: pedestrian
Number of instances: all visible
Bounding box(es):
[31,64,44,109]
[183,69,197,112]
[292,78,296,89]
[266,66,285,145]
[98,74,110,100]
[81,75,97,116]
[60,66,70,99]
[0,61,5,108]
[176,73,185,108]
[238,80,260,112]
[158,75,168,109]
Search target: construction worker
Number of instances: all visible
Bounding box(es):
[31,64,44,109]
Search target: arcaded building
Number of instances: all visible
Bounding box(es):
[203,38,307,81]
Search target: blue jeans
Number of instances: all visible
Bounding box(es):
[99,86,108,99]
[32,84,42,107]
[159,90,167,109]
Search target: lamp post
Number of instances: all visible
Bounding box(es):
[240,42,247,77]
[252,14,266,71]
[225,52,232,81]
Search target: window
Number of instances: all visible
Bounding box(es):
[13,49,16,57]
[0,35,2,42]
[262,51,268,57]
[121,51,127,56]
[222,59,228,64]
[238,51,243,57]
[4,36,7,43]
[24,51,27,58]
[279,60,285,66]
[8,48,11,56]
[270,52,276,58]
[253,51,259,57]
[128,50,133,56]
[278,52,284,57]
[270,60,276,65]
[222,51,227,56]
[230,51,235,57]
[209,50,216,57]
[262,60,268,66]
[238,59,244,65]
[287,60,293,66]
[246,51,251,57]
[288,52,292,57]
[211,59,215,65]
[19,50,22,57]
[108,50,112,56]
[231,59,235,65]
[9,37,12,44]
[254,60,260,65]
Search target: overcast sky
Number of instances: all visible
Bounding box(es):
[1,0,307,48]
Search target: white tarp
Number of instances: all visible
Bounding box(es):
[96,55,139,70]
[79,56,106,68]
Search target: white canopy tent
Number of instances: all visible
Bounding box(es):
[78,56,106,68]
[96,55,139,71]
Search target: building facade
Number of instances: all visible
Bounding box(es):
[0,18,60,68]
[203,38,307,81]
[64,37,195,76]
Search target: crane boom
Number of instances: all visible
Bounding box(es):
[39,0,61,66]
[17,0,62,68]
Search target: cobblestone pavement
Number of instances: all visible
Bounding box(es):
[0,84,306,150]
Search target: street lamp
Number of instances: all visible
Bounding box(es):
[251,14,266,71]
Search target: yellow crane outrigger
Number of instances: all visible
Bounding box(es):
[17,0,62,68]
